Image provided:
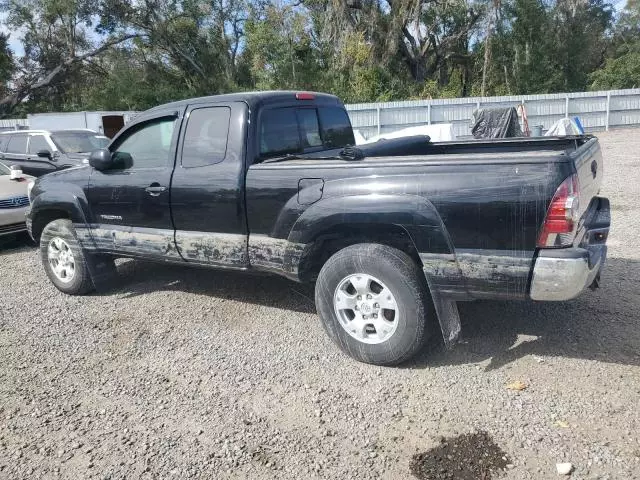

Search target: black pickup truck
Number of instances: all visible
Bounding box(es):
[26,91,610,365]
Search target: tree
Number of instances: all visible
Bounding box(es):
[589,0,640,89]
[0,0,634,114]
[0,0,141,115]
[550,0,614,91]
[0,33,14,97]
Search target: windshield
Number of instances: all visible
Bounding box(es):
[0,162,9,175]
[51,132,110,154]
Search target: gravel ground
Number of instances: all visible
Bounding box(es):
[1,129,639,480]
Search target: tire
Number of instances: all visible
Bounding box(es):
[40,219,95,295]
[315,243,431,366]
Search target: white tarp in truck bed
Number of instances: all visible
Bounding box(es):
[354,124,456,145]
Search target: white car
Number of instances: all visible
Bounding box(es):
[0,162,33,237]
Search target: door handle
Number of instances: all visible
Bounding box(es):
[145,184,167,196]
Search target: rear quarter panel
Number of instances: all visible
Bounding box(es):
[246,152,573,299]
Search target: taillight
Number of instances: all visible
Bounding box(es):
[537,174,580,248]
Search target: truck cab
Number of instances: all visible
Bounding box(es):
[74,91,353,266]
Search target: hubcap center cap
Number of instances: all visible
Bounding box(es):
[360,303,373,314]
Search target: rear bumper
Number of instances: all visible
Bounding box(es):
[530,196,609,301]
[530,246,606,300]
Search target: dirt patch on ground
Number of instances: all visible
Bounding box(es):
[410,431,509,480]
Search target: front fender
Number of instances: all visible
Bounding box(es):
[28,181,93,247]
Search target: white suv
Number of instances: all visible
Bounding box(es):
[0,129,109,177]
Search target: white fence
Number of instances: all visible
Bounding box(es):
[345,88,640,139]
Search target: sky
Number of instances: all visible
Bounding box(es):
[0,12,25,56]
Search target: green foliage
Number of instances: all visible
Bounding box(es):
[0,33,14,91]
[0,0,636,115]
[589,0,640,89]
[590,50,640,89]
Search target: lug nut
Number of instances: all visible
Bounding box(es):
[373,303,379,308]
[373,313,378,318]
[357,295,362,300]
[366,294,372,299]
[354,305,359,310]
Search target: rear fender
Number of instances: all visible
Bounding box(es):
[288,194,464,347]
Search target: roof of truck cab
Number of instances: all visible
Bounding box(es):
[144,91,343,114]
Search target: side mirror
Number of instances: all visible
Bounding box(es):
[89,149,113,170]
[37,149,52,159]
[9,165,24,180]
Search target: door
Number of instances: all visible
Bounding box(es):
[86,112,181,259]
[170,102,249,267]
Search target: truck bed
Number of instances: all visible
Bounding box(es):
[245,135,603,300]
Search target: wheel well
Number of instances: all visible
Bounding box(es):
[298,224,422,283]
[31,210,70,243]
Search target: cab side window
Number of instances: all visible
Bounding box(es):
[181,107,230,168]
[6,134,28,154]
[112,118,176,169]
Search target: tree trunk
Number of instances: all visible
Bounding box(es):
[481,29,492,96]
[482,0,501,97]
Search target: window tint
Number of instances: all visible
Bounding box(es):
[319,107,355,148]
[6,134,27,154]
[112,118,175,169]
[182,107,230,168]
[297,109,322,148]
[28,135,51,154]
[260,108,300,158]
[258,106,355,161]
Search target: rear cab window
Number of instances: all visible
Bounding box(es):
[258,105,355,161]
[318,107,354,148]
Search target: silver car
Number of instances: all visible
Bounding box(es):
[0,162,33,237]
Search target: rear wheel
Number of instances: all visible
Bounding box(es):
[315,243,430,365]
[40,219,95,295]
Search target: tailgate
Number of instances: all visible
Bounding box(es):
[572,137,603,218]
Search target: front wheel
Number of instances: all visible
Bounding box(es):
[40,219,95,295]
[315,243,431,366]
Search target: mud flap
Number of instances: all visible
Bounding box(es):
[85,253,118,292]
[424,275,461,349]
